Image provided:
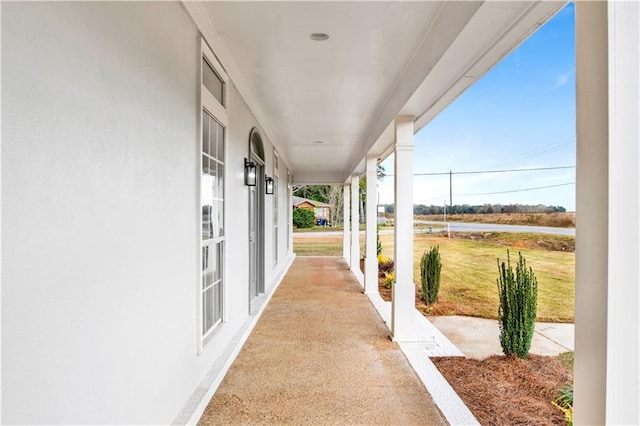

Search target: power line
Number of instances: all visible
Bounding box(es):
[489,135,576,169]
[385,165,575,177]
[381,165,576,205]
[453,165,575,175]
[491,143,575,168]
[417,181,576,203]
[454,182,575,197]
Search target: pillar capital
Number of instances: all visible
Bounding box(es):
[365,155,378,177]
[394,116,414,148]
[394,115,414,124]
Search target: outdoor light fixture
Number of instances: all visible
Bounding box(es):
[244,158,257,186]
[265,176,274,195]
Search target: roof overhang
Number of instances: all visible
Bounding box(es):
[184,1,567,184]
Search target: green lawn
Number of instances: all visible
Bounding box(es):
[293,235,363,256]
[294,232,575,322]
[555,351,574,370]
[293,237,344,256]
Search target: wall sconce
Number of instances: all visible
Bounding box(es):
[244,158,257,186]
[265,176,274,195]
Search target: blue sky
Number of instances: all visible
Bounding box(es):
[378,3,576,211]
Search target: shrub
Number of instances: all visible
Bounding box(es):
[553,384,574,426]
[378,257,394,276]
[496,251,538,359]
[376,225,382,255]
[420,246,442,305]
[292,208,315,228]
[384,272,394,289]
[554,384,574,409]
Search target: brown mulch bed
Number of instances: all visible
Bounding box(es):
[432,355,571,425]
[373,265,572,425]
[377,272,467,317]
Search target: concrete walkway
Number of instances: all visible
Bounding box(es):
[429,315,575,360]
[199,257,446,425]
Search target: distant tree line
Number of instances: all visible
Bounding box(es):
[383,203,567,215]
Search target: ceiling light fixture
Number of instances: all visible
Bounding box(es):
[309,33,330,41]
[314,140,324,144]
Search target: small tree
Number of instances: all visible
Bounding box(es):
[292,208,315,228]
[496,251,538,359]
[420,246,442,305]
[319,185,343,227]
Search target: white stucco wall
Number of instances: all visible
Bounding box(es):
[1,2,293,424]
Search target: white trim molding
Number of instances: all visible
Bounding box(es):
[181,1,292,171]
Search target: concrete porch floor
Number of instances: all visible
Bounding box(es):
[199,257,446,425]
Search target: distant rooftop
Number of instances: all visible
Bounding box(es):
[292,196,332,208]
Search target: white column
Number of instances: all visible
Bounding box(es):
[606,5,640,424]
[574,2,640,424]
[365,155,379,294]
[574,4,608,421]
[343,182,351,265]
[350,175,360,276]
[605,4,640,422]
[392,116,415,341]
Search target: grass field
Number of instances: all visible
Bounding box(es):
[293,232,574,322]
[415,212,575,228]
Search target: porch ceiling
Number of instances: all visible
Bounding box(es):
[195,1,566,184]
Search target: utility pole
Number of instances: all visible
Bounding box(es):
[443,199,446,223]
[444,200,450,238]
[449,170,453,215]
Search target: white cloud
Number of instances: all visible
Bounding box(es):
[553,70,574,89]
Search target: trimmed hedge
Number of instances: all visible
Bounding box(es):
[497,251,538,359]
[293,208,315,228]
[420,246,442,305]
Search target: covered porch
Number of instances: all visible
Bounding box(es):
[198,257,471,425]
[2,1,638,424]
[191,1,639,422]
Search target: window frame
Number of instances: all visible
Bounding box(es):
[287,170,292,253]
[198,38,229,352]
[273,150,279,266]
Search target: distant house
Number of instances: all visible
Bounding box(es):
[293,196,332,224]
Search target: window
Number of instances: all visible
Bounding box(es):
[201,112,225,341]
[202,59,224,105]
[200,40,228,348]
[273,176,278,265]
[287,170,292,252]
[273,150,279,266]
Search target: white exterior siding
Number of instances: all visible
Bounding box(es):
[1,2,293,424]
